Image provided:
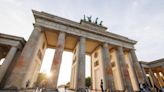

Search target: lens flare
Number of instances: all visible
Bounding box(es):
[46,72,52,78]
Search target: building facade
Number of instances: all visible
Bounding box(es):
[0,33,26,88]
[0,10,148,92]
[140,59,164,90]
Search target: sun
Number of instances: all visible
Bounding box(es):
[46,72,52,78]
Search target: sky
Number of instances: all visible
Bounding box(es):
[0,0,164,85]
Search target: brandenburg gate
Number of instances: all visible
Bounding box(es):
[0,10,146,92]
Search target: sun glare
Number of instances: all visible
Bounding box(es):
[46,72,52,78]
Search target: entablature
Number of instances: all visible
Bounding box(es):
[33,10,136,50]
[0,33,26,49]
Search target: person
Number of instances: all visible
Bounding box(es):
[100,79,104,92]
[159,87,164,92]
[154,84,159,92]
[39,88,42,92]
[143,83,150,92]
[146,84,151,92]
[35,87,39,92]
[139,83,144,92]
[26,80,30,88]
[85,87,89,92]
[64,85,66,92]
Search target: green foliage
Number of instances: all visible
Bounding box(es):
[66,82,70,88]
[85,77,91,88]
[35,73,48,88]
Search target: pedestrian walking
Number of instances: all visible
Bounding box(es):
[100,79,104,92]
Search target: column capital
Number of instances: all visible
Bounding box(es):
[80,36,85,40]
[59,31,66,38]
[102,42,109,48]
[117,46,123,50]
[33,23,43,32]
[130,49,137,53]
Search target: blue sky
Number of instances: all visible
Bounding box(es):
[0,0,164,85]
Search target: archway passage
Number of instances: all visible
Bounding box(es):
[40,48,55,74]
[38,48,91,91]
[38,49,73,89]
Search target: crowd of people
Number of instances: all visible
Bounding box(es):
[140,83,164,92]
[100,80,164,92]
[32,80,164,92]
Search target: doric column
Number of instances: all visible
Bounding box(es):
[111,48,124,91]
[101,43,115,91]
[126,52,140,91]
[76,37,86,92]
[130,50,145,84]
[0,47,17,83]
[50,32,65,89]
[117,47,133,92]
[5,25,43,88]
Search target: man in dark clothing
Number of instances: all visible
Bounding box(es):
[26,80,30,88]
[100,80,104,92]
[154,84,159,92]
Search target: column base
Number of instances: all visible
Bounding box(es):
[76,88,86,92]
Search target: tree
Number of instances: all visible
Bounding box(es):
[66,82,70,88]
[85,77,91,88]
[35,73,48,88]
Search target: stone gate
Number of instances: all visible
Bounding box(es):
[0,10,146,92]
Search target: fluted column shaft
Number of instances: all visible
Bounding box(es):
[101,43,115,91]
[50,32,65,88]
[76,37,86,92]
[117,47,133,92]
[127,52,140,91]
[0,47,17,83]
[130,50,146,84]
[5,25,43,88]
